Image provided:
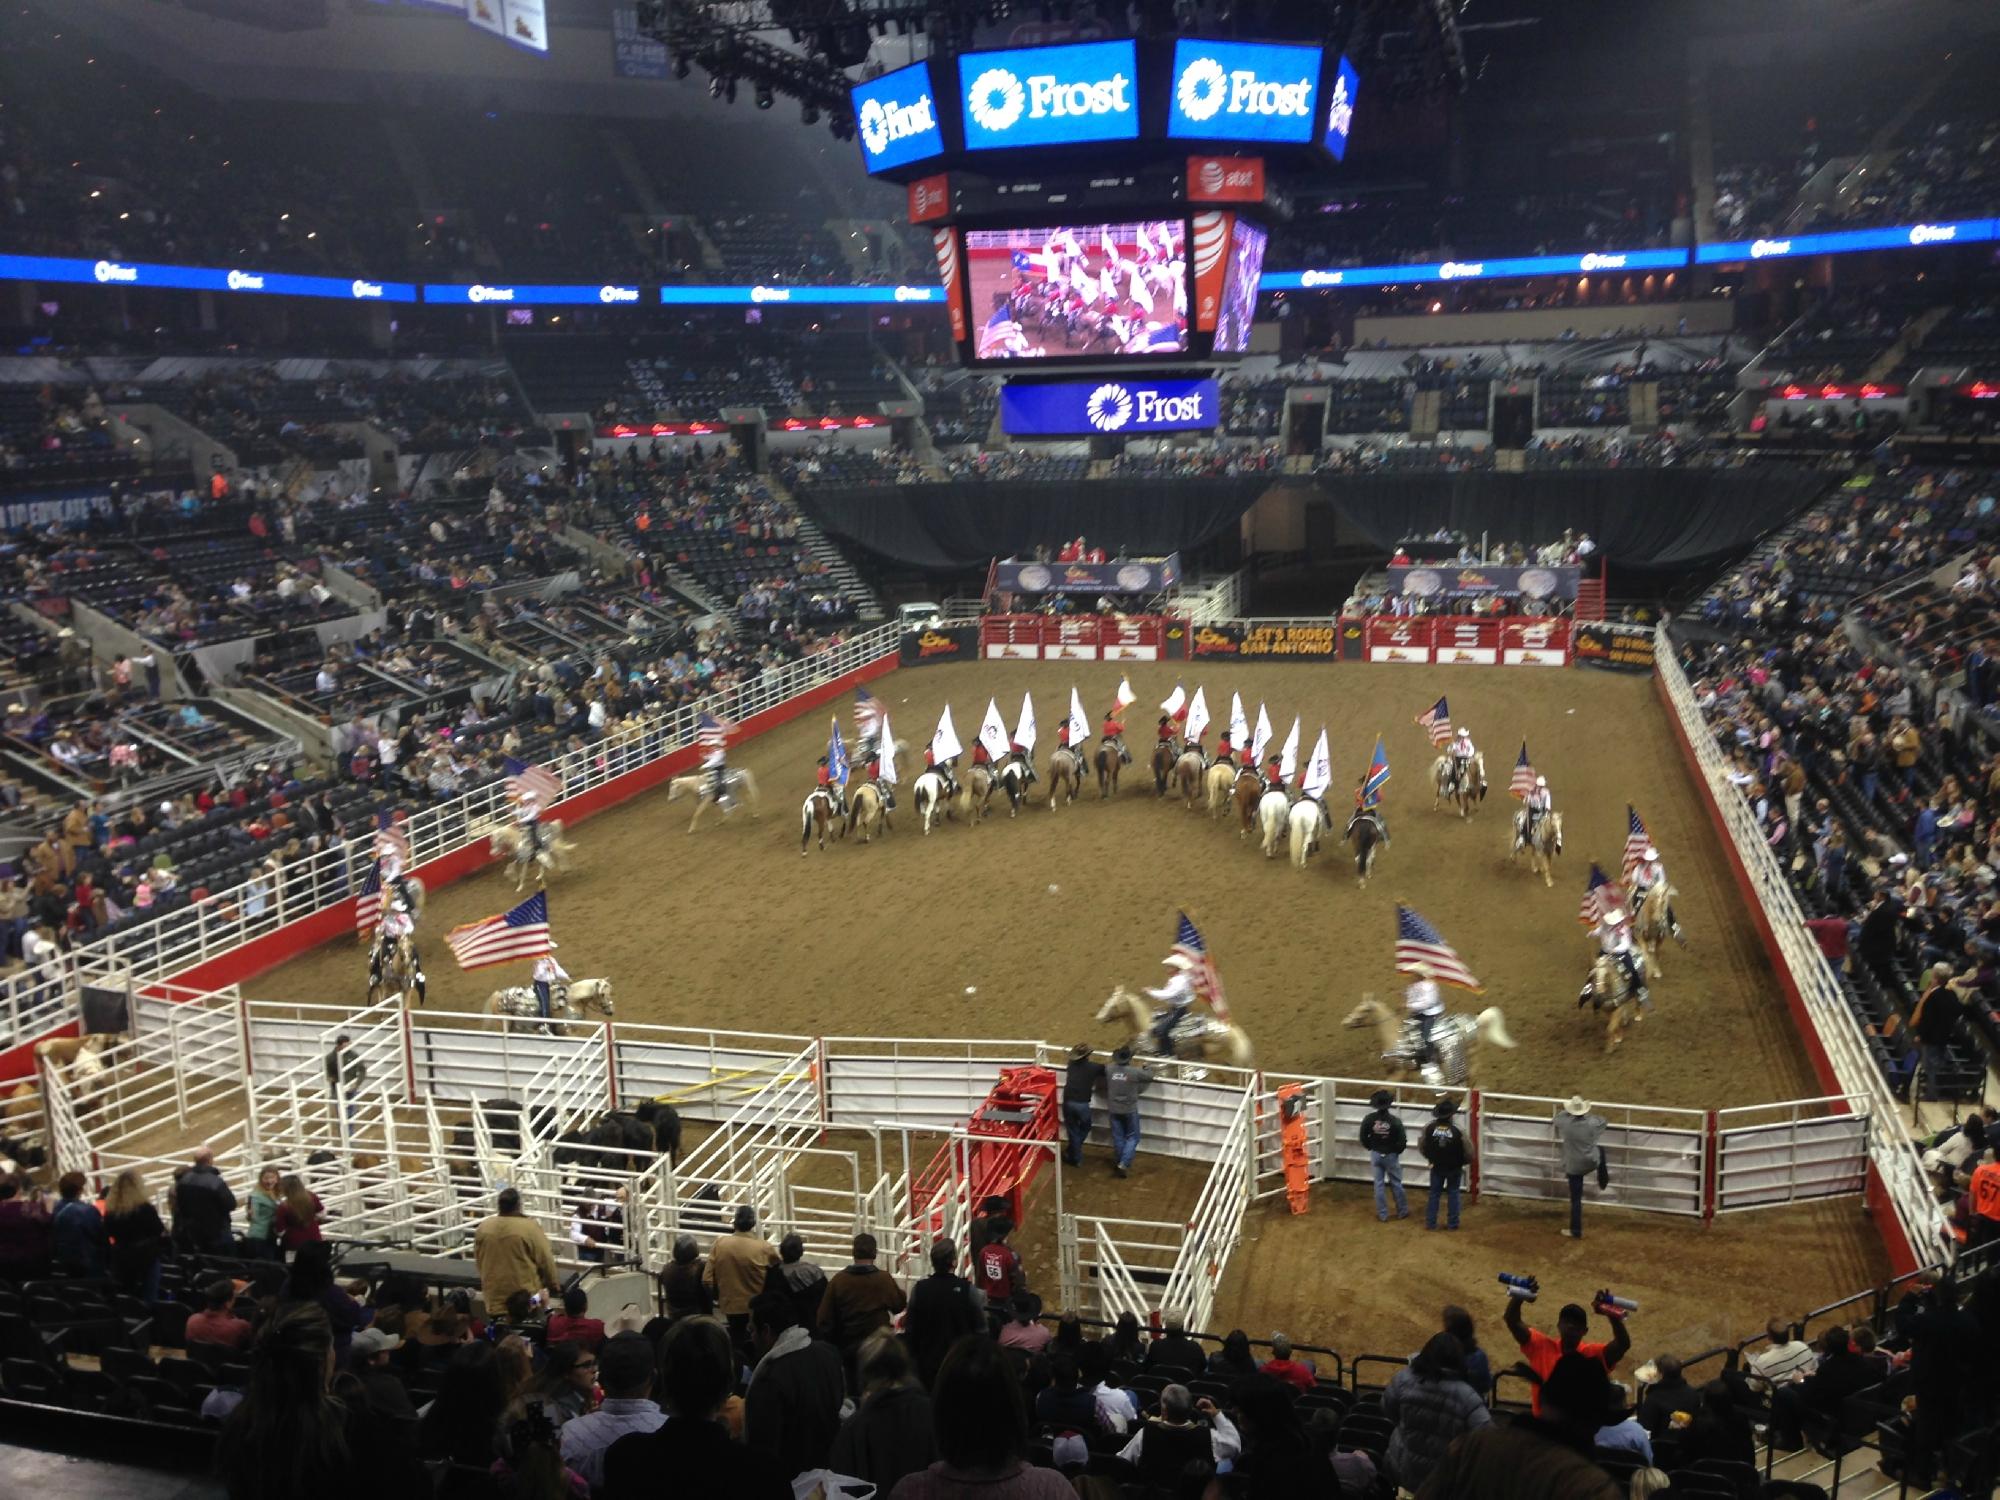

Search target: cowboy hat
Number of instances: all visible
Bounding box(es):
[1070,1042,1092,1061]
[1604,908,1626,925]
[1433,1096,1457,1117]
[1564,1095,1591,1116]
[1370,1088,1394,1108]
[1162,953,1195,970]
[1534,775,1547,787]
[1642,846,1658,861]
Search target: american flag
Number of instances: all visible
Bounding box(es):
[696,711,731,750]
[1415,696,1451,746]
[504,756,561,806]
[1395,905,1483,993]
[1172,911,1232,1023]
[354,868,382,939]
[855,687,884,743]
[1509,742,1536,800]
[446,891,552,971]
[1361,737,1390,807]
[372,811,411,868]
[1621,807,1650,882]
[1578,863,1625,928]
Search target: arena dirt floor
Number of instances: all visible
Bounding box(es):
[255,659,1890,1352]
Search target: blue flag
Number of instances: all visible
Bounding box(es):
[1361,737,1390,807]
[829,719,849,784]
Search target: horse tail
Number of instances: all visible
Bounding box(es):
[1476,1006,1517,1049]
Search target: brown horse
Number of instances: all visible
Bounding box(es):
[799,788,841,854]
[1172,749,1204,809]
[1047,746,1083,809]
[1231,768,1263,839]
[1151,740,1177,795]
[1095,742,1124,799]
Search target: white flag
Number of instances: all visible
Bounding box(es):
[1185,686,1210,743]
[978,698,1010,762]
[1116,676,1136,709]
[1302,727,1332,800]
[1067,687,1090,747]
[878,713,898,784]
[1229,692,1249,746]
[931,705,963,764]
[1279,716,1301,782]
[1013,692,1037,753]
[1160,683,1186,717]
[1251,703,1274,764]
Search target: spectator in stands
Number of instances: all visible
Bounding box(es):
[1417,1353,1621,1500]
[905,1237,983,1389]
[1593,1384,1654,1462]
[745,1287,845,1481]
[657,1234,714,1321]
[1441,1307,1493,1398]
[1119,1382,1242,1486]
[558,1331,662,1492]
[1769,1327,1879,1451]
[706,1204,781,1360]
[548,1285,606,1353]
[171,1146,237,1255]
[244,1166,283,1259]
[1033,1350,1098,1434]
[971,1216,1026,1325]
[345,1328,414,1422]
[1259,1332,1319,1393]
[601,1316,791,1500]
[817,1232,907,1361]
[279,1242,372,1359]
[891,1334,1071,1499]
[103,1167,168,1301]
[274,1174,324,1252]
[1504,1296,1631,1417]
[0,1177,50,1277]
[188,1280,256,1351]
[829,1330,935,1493]
[534,1341,600,1427]
[49,1170,104,1277]
[1221,1373,1326,1496]
[1143,1310,1206,1375]
[1383,1331,1492,1492]
[473,1186,562,1319]
[1206,1329,1261,1383]
[769,1231,827,1330]
[422,1340,511,1468]
[1636,1353,1701,1436]
[998,1293,1052,1355]
[1748,1317,1818,1390]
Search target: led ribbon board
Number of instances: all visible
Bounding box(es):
[1001,377,1219,436]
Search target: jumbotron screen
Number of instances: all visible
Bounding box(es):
[1213,218,1268,354]
[965,221,1189,362]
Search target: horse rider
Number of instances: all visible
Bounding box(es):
[532,942,569,1022]
[814,755,845,818]
[1183,718,1207,767]
[1100,707,1128,764]
[512,785,546,862]
[1405,960,1445,1068]
[1448,726,1478,795]
[1009,734,1037,785]
[862,739,896,809]
[1156,714,1177,756]
[703,726,731,809]
[1592,906,1648,1005]
[370,893,426,1003]
[923,743,959,797]
[1520,774,1553,850]
[1348,775,1388,843]
[1144,952,1201,1058]
[1264,753,1287,796]
[1629,845,1685,942]
[1238,739,1259,776]
[1215,729,1234,770]
[372,820,415,909]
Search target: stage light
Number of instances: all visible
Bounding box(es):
[709,73,726,98]
[755,84,774,109]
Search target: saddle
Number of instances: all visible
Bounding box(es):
[1156,1012,1225,1058]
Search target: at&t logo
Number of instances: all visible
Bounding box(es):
[968,64,1129,135]
[1086,383,1135,432]
[1177,56,1313,123]
[859,93,937,156]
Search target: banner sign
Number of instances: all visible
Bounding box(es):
[853,60,947,175]
[0,485,123,531]
[1264,247,1689,291]
[0,254,417,302]
[1186,155,1266,203]
[1390,564,1580,601]
[907,173,952,223]
[995,555,1180,594]
[611,4,668,78]
[1166,38,1323,145]
[425,282,642,305]
[1695,219,1998,265]
[1241,622,1341,660]
[1364,617,1431,663]
[1187,622,1246,657]
[957,39,1139,151]
[657,283,944,306]
[1000,377,1218,436]
[1431,617,1501,665]
[901,625,978,665]
[1572,621,1653,672]
[1501,618,1571,666]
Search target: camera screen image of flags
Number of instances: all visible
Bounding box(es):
[1394,905,1483,993]
[354,868,381,937]
[1509,743,1536,799]
[1621,807,1650,881]
[503,757,561,805]
[1416,696,1451,746]
[1172,911,1231,1023]
[1578,863,1625,928]
[828,719,849,784]
[446,891,551,971]
[1361,737,1390,806]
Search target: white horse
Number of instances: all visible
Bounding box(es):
[489,819,575,891]
[1256,789,1292,859]
[1095,985,1255,1068]
[1341,996,1516,1087]
[800,788,841,854]
[667,768,761,833]
[1288,797,1330,868]
[1631,881,1679,978]
[486,977,615,1035]
[913,770,953,835]
[1431,752,1487,817]
[1510,808,1564,887]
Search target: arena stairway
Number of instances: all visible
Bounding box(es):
[766,474,885,622]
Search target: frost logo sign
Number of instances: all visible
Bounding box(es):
[849,61,945,172]
[1168,39,1322,144]
[1002,378,1218,437]
[957,42,1138,149]
[858,93,936,154]
[1086,383,1135,431]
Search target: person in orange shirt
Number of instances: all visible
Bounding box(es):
[1969,1158,2000,1249]
[1502,1294,1630,1417]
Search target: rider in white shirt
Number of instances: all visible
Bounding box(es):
[703,739,729,806]
[1405,961,1445,1065]
[532,944,569,1020]
[1449,728,1478,794]
[1593,907,1646,1001]
[1628,845,1683,940]
[1144,954,1199,1057]
[1521,774,1553,848]
[514,789,544,859]
[371,895,426,1002]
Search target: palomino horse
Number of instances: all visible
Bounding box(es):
[845,781,891,843]
[1151,740,1178,795]
[1256,788,1292,858]
[1511,808,1564,887]
[1095,985,1254,1068]
[1047,747,1083,808]
[666,768,761,832]
[1631,881,1678,978]
[369,934,422,1006]
[957,764,992,825]
[1204,760,1239,819]
[1341,995,1516,1087]
[799,788,841,854]
[993,758,1031,817]
[1171,749,1204,809]
[1095,739,1126,798]
[1580,954,1646,1052]
[489,819,576,891]
[1346,809,1387,886]
[913,770,953,834]
[487,977,615,1035]
[1231,768,1263,838]
[1288,796,1330,868]
[1431,752,1487,817]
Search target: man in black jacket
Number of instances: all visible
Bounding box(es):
[1360,1089,1409,1222]
[1856,888,1904,986]
[1418,1096,1469,1232]
[1143,1312,1207,1376]
[1770,1328,1883,1450]
[1636,1354,1702,1437]
[904,1237,983,1387]
[744,1289,846,1482]
[172,1148,237,1254]
[1062,1043,1105,1167]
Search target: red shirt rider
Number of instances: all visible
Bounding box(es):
[923,746,938,768]
[1057,724,1072,750]
[1265,757,1284,787]
[815,761,833,791]
[1215,733,1233,763]
[971,741,992,767]
[1239,745,1258,771]
[1156,716,1176,744]
[1102,715,1125,741]
[1009,739,1029,758]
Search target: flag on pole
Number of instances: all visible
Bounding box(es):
[1172,911,1231,1023]
[1228,692,1249,746]
[1416,696,1452,746]
[696,712,730,751]
[1301,727,1332,800]
[1115,676,1136,710]
[977,698,1010,761]
[1161,683,1187,719]
[1395,905,1484,993]
[1251,703,1274,764]
[1578,863,1624,928]
[878,713,898,784]
[1279,717,1301,782]
[828,719,849,785]
[1621,807,1651,882]
[503,756,561,806]
[372,810,411,868]
[354,868,382,938]
[1361,737,1390,807]
[1013,692,1037,753]
[931,705,963,763]
[854,686,885,744]
[1185,686,1211,743]
[1066,687,1089,748]
[1509,742,1536,800]
[446,891,552,971]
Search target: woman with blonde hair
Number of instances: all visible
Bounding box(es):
[246,1166,284,1258]
[1629,1467,1674,1500]
[103,1168,167,1300]
[275,1173,324,1253]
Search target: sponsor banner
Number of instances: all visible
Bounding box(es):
[1431,617,1500,665]
[1264,246,1689,292]
[1187,622,1245,657]
[985,643,1040,660]
[1322,53,1359,160]
[853,60,947,174]
[957,40,1139,151]
[1505,649,1569,667]
[1339,617,1366,661]
[610,4,668,78]
[425,282,641,305]
[1191,210,1231,333]
[1000,378,1218,437]
[907,173,952,224]
[1101,641,1160,661]
[1167,38,1323,145]
[1364,617,1432,664]
[0,254,417,302]
[1186,155,1265,204]
[1242,622,1342,660]
[0,485,124,532]
[466,0,505,38]
[1042,617,1100,660]
[1694,218,1998,265]
[903,625,978,665]
[933,230,968,343]
[1572,621,1653,672]
[1391,563,1579,601]
[502,0,547,51]
[655,282,943,307]
[995,556,1180,595]
[1500,618,1571,660]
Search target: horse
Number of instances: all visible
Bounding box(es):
[1511,808,1564,887]
[993,758,1031,817]
[354,876,427,942]
[845,781,891,843]
[489,819,575,891]
[666,768,761,833]
[1347,809,1387,886]
[1203,760,1238,819]
[1094,984,1255,1069]
[1341,995,1516,1087]
[1256,788,1292,859]
[957,764,992,825]
[1047,746,1083,808]
[799,787,841,854]
[1231,768,1263,838]
[1095,740,1126,798]
[913,770,952,834]
[1288,796,1330,868]
[1631,880,1678,978]
[1431,752,1487,818]
[486,977,616,1036]
[369,934,422,1005]
[1172,749,1205,809]
[1579,954,1646,1053]
[1151,740,1178,795]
